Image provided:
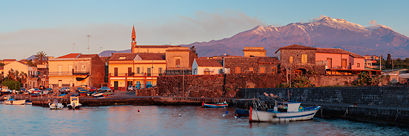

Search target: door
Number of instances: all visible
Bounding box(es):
[327,58,332,69]
[58,80,62,87]
[114,81,118,90]
[342,59,347,68]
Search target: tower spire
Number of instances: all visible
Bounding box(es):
[131,25,137,53]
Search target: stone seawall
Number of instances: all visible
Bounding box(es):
[241,86,409,126]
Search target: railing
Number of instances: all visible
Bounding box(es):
[109,73,164,77]
[48,71,72,76]
[72,70,89,75]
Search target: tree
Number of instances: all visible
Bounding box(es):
[190,46,198,56]
[34,51,48,65]
[2,80,21,91]
[19,72,27,86]
[0,63,4,66]
[352,72,383,86]
[386,54,392,69]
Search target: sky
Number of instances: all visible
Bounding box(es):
[1,0,408,60]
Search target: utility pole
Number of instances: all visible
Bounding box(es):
[87,35,91,53]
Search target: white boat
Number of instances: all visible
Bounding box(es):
[4,96,26,105]
[249,102,320,122]
[49,100,64,110]
[67,96,82,110]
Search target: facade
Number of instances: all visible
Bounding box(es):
[243,47,266,57]
[165,47,198,75]
[48,53,105,89]
[2,59,16,65]
[275,44,380,75]
[3,61,38,88]
[192,57,223,75]
[130,25,179,54]
[108,53,166,90]
[223,56,280,74]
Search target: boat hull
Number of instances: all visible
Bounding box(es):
[67,104,82,110]
[250,106,320,122]
[5,100,26,105]
[235,108,249,117]
[202,102,228,108]
[49,103,64,110]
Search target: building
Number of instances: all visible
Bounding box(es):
[275,44,380,75]
[192,57,223,75]
[48,53,105,89]
[2,59,16,65]
[223,56,280,74]
[165,47,198,75]
[363,55,379,69]
[130,25,179,54]
[108,53,166,90]
[3,61,38,88]
[243,47,267,57]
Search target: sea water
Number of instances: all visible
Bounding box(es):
[0,104,408,136]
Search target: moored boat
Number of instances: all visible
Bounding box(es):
[235,108,249,117]
[4,96,26,105]
[67,96,82,110]
[249,102,320,122]
[49,100,64,110]
[202,101,228,108]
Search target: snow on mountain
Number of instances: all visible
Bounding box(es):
[181,16,409,58]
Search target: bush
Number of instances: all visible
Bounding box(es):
[2,80,21,90]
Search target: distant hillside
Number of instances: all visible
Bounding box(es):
[181,16,409,58]
[98,49,131,57]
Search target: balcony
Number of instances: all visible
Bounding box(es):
[48,71,72,76]
[72,70,89,75]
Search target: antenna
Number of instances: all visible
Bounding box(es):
[87,35,91,53]
[73,43,76,52]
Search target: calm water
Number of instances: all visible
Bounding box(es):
[0,104,408,136]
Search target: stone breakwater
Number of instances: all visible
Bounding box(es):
[240,86,409,127]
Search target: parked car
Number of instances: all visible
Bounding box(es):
[76,87,88,93]
[127,86,135,91]
[39,85,45,90]
[28,88,40,94]
[46,88,53,93]
[59,87,70,94]
[90,87,97,92]
[20,87,26,92]
[98,87,111,92]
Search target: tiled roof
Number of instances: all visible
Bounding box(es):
[109,53,137,61]
[57,53,81,59]
[257,57,280,64]
[3,59,16,61]
[138,53,166,60]
[135,45,180,48]
[276,44,316,53]
[195,58,222,67]
[78,54,98,58]
[316,48,364,58]
[99,57,110,62]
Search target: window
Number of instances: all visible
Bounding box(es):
[137,67,140,74]
[260,67,265,73]
[289,56,293,63]
[342,59,347,68]
[175,59,181,67]
[128,67,132,76]
[158,68,162,74]
[235,67,241,73]
[204,68,211,75]
[58,66,62,75]
[114,67,118,76]
[147,68,151,76]
[301,54,307,64]
[327,58,332,69]
[357,63,360,67]
[272,67,277,73]
[119,57,126,60]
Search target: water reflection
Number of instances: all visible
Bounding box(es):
[0,104,408,136]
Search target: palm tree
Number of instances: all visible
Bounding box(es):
[35,51,48,65]
[14,70,20,81]
[7,69,15,81]
[19,72,27,86]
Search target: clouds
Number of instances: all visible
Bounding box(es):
[366,20,391,30]
[0,10,265,59]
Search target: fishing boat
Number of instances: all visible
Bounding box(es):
[202,101,228,108]
[49,100,64,110]
[235,108,249,117]
[67,96,82,110]
[4,96,26,105]
[249,102,320,122]
[249,92,320,122]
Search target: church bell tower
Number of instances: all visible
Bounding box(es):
[131,25,137,53]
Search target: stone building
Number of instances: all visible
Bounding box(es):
[223,56,280,74]
[192,57,223,75]
[165,47,198,75]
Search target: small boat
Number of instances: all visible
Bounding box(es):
[202,101,228,108]
[249,102,320,122]
[235,108,249,117]
[67,96,82,110]
[4,96,26,105]
[49,100,64,110]
[58,93,67,98]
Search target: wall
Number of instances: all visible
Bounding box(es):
[308,75,357,87]
[351,57,365,70]
[241,86,409,106]
[316,53,349,69]
[90,56,105,88]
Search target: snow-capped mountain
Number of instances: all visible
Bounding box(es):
[183,16,409,58]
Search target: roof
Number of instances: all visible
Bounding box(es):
[78,54,98,58]
[109,53,137,61]
[3,59,16,61]
[195,58,222,67]
[257,57,280,64]
[137,53,166,60]
[135,45,180,48]
[275,44,316,53]
[57,53,81,59]
[316,48,363,58]
[99,57,110,62]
